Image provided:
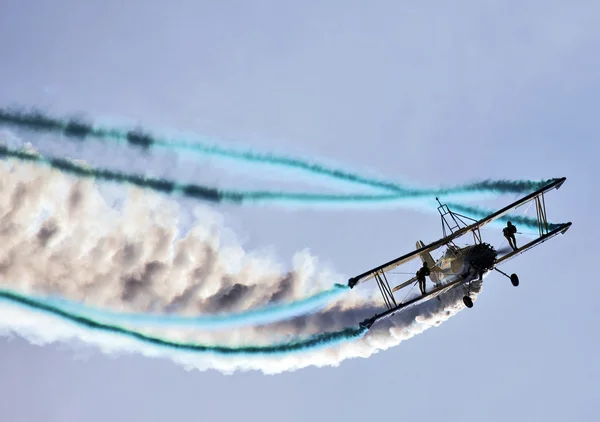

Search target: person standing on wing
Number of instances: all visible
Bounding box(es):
[416,261,430,295]
[503,221,518,251]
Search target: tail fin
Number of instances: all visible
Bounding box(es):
[416,241,436,267]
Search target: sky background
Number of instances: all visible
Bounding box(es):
[0,1,598,421]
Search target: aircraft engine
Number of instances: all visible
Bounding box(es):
[467,242,497,273]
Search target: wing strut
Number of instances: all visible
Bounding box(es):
[374,271,397,310]
[535,194,549,237]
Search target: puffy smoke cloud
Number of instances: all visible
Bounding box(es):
[0,149,481,374]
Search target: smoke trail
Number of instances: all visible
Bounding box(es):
[0,289,368,355]
[447,202,562,231]
[0,144,554,207]
[0,154,490,373]
[33,283,349,329]
[0,157,350,332]
[0,108,552,197]
[0,275,483,373]
[0,107,419,192]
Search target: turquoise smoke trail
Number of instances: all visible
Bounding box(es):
[0,289,368,356]
[0,107,417,192]
[0,145,554,207]
[447,203,562,231]
[1,109,565,233]
[0,108,551,197]
[42,284,349,330]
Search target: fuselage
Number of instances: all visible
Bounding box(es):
[430,243,497,287]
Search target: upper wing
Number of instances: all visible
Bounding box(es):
[348,177,567,288]
[461,177,567,231]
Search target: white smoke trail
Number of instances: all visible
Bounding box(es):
[0,280,481,374]
[0,147,481,374]
[0,154,338,318]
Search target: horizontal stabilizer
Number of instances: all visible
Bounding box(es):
[392,276,417,292]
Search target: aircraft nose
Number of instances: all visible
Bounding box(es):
[469,242,497,272]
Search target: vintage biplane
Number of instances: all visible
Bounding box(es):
[348,177,572,329]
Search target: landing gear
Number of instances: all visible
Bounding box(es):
[495,267,520,287]
[462,278,474,308]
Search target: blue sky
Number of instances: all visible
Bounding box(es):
[0,1,598,421]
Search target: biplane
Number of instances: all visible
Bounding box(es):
[348,177,572,329]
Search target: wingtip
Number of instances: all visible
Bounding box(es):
[359,317,375,329]
[555,177,567,189]
[553,221,572,235]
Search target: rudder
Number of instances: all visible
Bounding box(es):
[416,241,436,267]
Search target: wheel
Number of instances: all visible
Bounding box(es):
[463,296,473,308]
[510,273,519,287]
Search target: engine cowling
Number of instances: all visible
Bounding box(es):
[467,242,497,273]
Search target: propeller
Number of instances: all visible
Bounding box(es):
[496,245,514,255]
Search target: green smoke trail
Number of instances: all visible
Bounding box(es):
[447,202,562,231]
[0,145,555,207]
[0,108,550,196]
[44,283,350,329]
[0,289,367,356]
[0,107,411,192]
